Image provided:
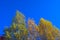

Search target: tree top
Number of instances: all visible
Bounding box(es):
[16,10,25,18]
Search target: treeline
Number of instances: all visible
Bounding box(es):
[3,11,60,40]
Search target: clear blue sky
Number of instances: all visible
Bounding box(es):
[0,0,60,36]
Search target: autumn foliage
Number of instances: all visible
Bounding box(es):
[3,10,60,40]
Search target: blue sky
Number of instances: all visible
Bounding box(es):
[0,0,60,36]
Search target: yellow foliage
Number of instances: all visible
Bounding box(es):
[6,31,11,39]
[38,18,60,40]
[4,11,60,40]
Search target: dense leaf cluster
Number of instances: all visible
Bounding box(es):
[4,11,60,40]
